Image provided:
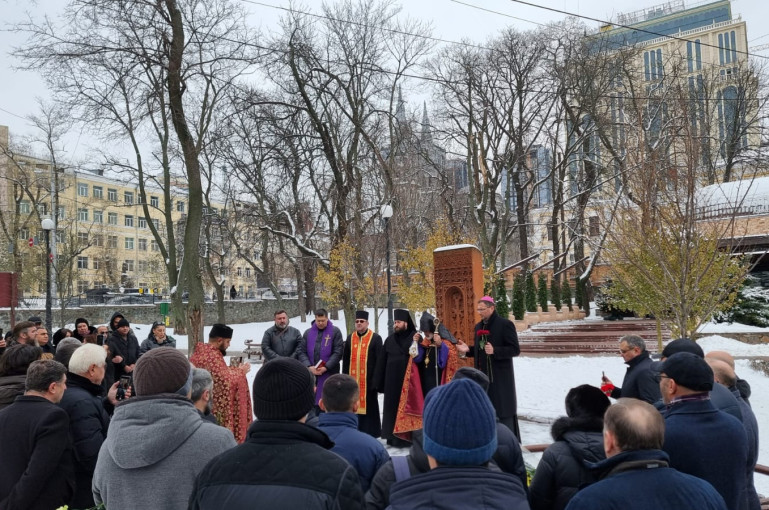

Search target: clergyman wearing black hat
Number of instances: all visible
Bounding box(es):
[342,310,384,438]
[380,309,417,447]
[387,378,529,510]
[189,323,252,444]
[659,352,749,510]
[189,357,365,510]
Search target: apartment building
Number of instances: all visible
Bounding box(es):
[0,125,257,298]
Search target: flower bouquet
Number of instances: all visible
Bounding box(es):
[476,329,493,382]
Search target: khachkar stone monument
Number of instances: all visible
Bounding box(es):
[433,245,484,349]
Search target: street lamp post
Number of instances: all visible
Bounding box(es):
[380,204,394,337]
[40,218,55,335]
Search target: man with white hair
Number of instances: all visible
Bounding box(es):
[58,343,122,509]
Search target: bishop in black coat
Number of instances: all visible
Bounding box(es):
[459,297,521,439]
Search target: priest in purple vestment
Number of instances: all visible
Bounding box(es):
[298,309,345,409]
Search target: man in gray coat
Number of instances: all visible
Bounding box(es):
[261,310,302,361]
[92,348,236,510]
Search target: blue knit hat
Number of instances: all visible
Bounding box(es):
[422,378,498,466]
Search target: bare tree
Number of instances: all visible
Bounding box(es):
[16,0,257,350]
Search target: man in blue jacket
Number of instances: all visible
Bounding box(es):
[318,374,389,492]
[659,352,748,510]
[388,378,529,510]
[565,398,726,510]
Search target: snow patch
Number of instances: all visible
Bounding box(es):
[433,244,478,252]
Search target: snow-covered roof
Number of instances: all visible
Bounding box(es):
[697,176,769,208]
[433,244,479,253]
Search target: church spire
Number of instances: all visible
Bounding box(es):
[420,102,433,146]
[395,86,406,125]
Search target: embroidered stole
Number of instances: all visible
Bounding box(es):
[393,357,424,441]
[350,329,374,413]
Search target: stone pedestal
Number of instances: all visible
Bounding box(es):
[433,245,484,348]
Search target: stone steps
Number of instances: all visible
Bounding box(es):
[518,318,671,354]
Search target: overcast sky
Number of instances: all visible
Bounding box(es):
[0,0,764,161]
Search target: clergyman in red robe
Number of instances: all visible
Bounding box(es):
[190,324,252,443]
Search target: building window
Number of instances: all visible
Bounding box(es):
[93,210,103,223]
[246,268,251,277]
[719,30,738,65]
[55,232,64,244]
[93,259,101,270]
[36,203,47,216]
[108,235,118,249]
[78,208,89,222]
[108,188,117,202]
[78,281,89,294]
[93,186,103,199]
[643,49,663,81]
[150,196,159,208]
[124,191,134,205]
[138,238,147,251]
[177,200,185,212]
[125,215,134,227]
[686,39,702,73]
[77,256,88,269]
[125,237,134,250]
[138,260,149,272]
[152,219,160,230]
[108,212,118,225]
[237,267,242,276]
[93,235,103,247]
[589,216,600,237]
[19,201,31,214]
[77,232,89,244]
[124,260,135,272]
[138,217,147,228]
[151,240,159,252]
[18,228,29,241]
[78,183,88,197]
[57,206,65,220]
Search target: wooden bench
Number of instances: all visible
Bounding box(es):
[243,340,264,363]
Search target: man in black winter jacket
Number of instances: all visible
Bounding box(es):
[0,360,74,510]
[600,335,660,403]
[190,357,363,510]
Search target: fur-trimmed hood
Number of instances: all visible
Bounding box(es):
[551,414,604,442]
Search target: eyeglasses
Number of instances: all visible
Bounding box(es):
[653,374,671,383]
[355,320,367,323]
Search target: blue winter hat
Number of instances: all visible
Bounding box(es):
[422,378,498,466]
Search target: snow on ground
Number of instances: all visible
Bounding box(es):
[102,310,769,496]
[699,321,769,334]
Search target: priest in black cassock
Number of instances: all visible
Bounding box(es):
[342,310,384,438]
[414,312,449,397]
[377,308,416,447]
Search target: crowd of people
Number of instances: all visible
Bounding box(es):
[0,302,762,510]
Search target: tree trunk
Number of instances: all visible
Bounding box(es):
[164,0,205,353]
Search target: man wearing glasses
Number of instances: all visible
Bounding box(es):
[600,335,660,403]
[342,311,384,438]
